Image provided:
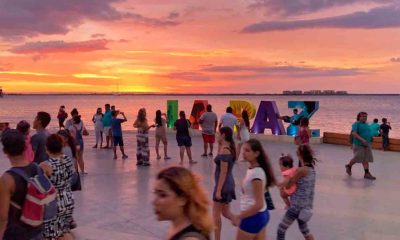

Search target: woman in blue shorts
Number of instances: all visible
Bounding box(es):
[231,139,276,240]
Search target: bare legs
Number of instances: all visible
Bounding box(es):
[179,146,195,164]
[213,202,234,240]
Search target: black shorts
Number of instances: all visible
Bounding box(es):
[176,135,192,147]
[113,136,124,146]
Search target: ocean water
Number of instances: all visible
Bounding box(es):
[1,94,399,137]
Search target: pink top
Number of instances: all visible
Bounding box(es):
[24,135,34,163]
[298,126,310,144]
[282,168,297,195]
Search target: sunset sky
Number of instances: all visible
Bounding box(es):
[1,0,400,93]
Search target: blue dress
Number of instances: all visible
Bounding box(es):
[213,154,236,203]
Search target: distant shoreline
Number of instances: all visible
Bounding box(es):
[2,93,400,96]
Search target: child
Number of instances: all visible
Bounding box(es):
[16,120,34,163]
[380,118,392,151]
[57,105,68,130]
[279,154,297,208]
[111,110,128,159]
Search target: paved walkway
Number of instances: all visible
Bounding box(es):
[1,131,400,240]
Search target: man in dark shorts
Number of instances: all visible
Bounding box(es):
[199,104,218,157]
[345,112,376,180]
[174,111,196,164]
[111,110,128,160]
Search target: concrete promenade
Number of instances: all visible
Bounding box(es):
[1,131,399,240]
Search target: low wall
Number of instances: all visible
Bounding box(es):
[323,132,400,152]
[165,128,323,144]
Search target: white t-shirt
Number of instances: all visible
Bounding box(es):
[220,113,237,130]
[240,167,266,212]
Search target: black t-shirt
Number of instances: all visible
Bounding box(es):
[174,118,190,137]
[169,225,209,240]
[380,124,391,135]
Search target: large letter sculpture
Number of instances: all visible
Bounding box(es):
[287,101,319,136]
[189,100,208,129]
[167,100,178,128]
[251,101,286,135]
[229,100,257,120]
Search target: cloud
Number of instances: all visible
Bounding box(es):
[390,57,400,62]
[166,72,211,81]
[91,33,106,38]
[167,12,180,20]
[242,4,400,32]
[0,63,12,71]
[0,0,179,40]
[248,0,396,16]
[73,73,120,79]
[10,39,111,54]
[203,65,366,78]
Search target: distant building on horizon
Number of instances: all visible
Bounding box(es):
[282,89,348,95]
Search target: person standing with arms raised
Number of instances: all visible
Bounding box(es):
[345,112,376,180]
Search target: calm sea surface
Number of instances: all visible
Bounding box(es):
[1,95,399,137]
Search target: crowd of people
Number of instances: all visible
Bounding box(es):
[0,103,389,239]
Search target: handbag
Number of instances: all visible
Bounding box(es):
[83,129,89,136]
[264,191,275,210]
[70,172,82,191]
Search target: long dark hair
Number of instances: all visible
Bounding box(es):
[156,110,162,127]
[242,110,250,128]
[245,139,276,189]
[57,130,77,158]
[219,127,236,162]
[297,144,317,168]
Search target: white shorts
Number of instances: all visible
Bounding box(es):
[103,126,112,136]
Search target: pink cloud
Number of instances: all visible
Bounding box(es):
[10,39,111,54]
[0,0,179,40]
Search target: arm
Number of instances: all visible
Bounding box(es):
[0,174,13,239]
[351,131,368,145]
[215,152,230,199]
[198,114,204,124]
[39,162,53,177]
[120,113,127,122]
[133,120,139,128]
[286,167,308,188]
[237,180,265,219]
[306,127,311,138]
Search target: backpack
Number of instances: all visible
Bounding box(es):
[9,164,58,227]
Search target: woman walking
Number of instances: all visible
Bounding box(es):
[155,110,171,160]
[92,107,104,148]
[276,144,316,240]
[68,115,88,174]
[213,127,236,240]
[40,134,75,240]
[237,110,251,160]
[133,108,155,166]
[231,139,276,240]
[153,166,213,240]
